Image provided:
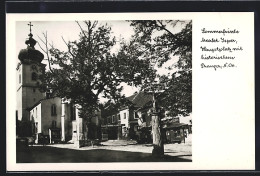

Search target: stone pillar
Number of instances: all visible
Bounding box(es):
[61,100,66,142]
[49,129,52,144]
[75,107,85,148]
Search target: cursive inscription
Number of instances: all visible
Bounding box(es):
[200,28,242,71]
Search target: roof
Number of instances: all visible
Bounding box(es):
[18,46,44,63]
[126,92,153,108]
[28,96,61,111]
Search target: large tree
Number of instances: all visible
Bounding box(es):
[123,20,192,156]
[38,21,153,134]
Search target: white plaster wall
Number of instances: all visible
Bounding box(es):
[16,87,22,121]
[16,64,45,121]
[179,114,192,125]
[41,97,62,135]
[119,109,129,128]
[30,103,42,133]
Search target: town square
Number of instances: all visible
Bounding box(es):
[15,20,192,162]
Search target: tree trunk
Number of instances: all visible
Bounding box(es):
[151,112,164,157]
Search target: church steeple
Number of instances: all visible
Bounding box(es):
[18,22,44,63]
[25,22,37,48]
[16,22,46,128]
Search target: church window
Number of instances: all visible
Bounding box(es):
[19,74,21,83]
[31,72,37,81]
[52,120,57,128]
[31,64,37,71]
[107,117,111,124]
[70,104,76,120]
[51,104,57,116]
[112,115,115,123]
[33,88,36,93]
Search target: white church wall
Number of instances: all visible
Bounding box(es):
[41,97,62,135]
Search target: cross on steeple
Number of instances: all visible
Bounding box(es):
[28,22,33,34]
[25,21,36,47]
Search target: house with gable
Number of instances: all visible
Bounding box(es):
[101,91,192,143]
[101,92,154,140]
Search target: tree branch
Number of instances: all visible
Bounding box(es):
[61,36,76,59]
[37,32,54,74]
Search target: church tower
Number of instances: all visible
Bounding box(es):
[16,22,46,135]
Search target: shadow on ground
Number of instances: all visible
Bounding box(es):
[17,146,192,163]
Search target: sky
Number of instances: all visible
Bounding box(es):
[16,20,187,102]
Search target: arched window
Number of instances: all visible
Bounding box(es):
[112,115,115,123]
[51,104,57,116]
[52,120,56,128]
[70,104,76,120]
[31,72,37,81]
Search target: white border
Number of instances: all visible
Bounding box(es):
[6,12,255,171]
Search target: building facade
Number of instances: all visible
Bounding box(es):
[17,24,102,147]
[101,92,154,140]
[29,97,80,144]
[102,92,192,143]
[16,27,46,136]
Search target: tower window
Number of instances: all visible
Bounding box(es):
[107,117,111,124]
[51,104,57,116]
[19,74,21,83]
[31,72,37,81]
[52,120,57,128]
[33,88,36,93]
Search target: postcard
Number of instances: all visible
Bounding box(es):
[6,12,254,171]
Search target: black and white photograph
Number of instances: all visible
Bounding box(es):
[6,12,254,171]
[15,20,192,163]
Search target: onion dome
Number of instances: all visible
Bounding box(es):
[18,22,44,63]
[18,46,44,63]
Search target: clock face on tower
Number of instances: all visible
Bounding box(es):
[31,64,38,72]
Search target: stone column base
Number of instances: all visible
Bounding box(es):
[74,140,86,148]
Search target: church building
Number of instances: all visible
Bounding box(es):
[16,23,46,136]
[16,23,102,147]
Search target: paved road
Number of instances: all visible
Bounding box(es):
[17,135,192,163]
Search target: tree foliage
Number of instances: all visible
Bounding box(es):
[38,21,153,119]
[127,20,192,117]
